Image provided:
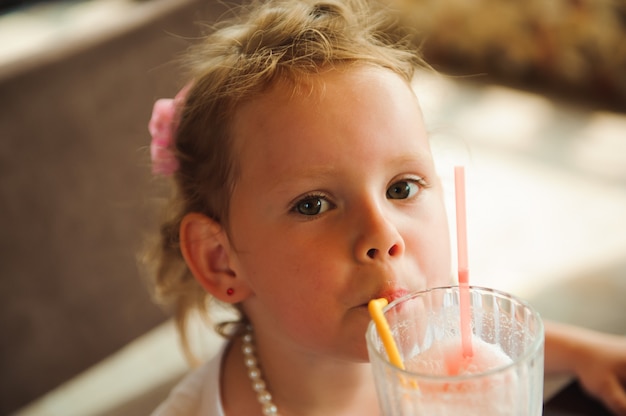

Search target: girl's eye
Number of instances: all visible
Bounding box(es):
[294,195,332,216]
[386,180,421,200]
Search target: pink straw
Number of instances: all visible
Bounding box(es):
[454,166,473,358]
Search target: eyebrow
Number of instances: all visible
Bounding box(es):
[390,152,434,168]
[266,151,434,191]
[264,166,337,196]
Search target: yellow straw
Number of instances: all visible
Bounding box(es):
[368,298,405,370]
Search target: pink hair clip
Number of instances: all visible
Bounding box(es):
[148,84,190,176]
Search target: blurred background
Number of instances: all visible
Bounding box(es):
[406,0,626,111]
[0,1,230,414]
[1,0,625,415]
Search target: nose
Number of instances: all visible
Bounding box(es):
[353,202,405,262]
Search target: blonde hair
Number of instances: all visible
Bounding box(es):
[144,0,428,362]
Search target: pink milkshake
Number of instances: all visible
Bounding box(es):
[366,286,544,416]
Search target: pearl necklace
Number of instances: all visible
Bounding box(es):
[242,326,281,415]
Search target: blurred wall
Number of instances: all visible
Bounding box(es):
[0,1,229,413]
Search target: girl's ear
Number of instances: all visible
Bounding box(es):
[179,213,252,303]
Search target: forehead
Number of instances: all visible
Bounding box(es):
[230,65,432,177]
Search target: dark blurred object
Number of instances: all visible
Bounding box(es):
[399,0,626,112]
[544,380,613,415]
[1,0,55,14]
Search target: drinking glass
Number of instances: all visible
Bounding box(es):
[366,286,544,415]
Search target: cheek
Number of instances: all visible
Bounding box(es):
[235,229,343,294]
[428,212,453,286]
[408,203,452,286]
[239,243,348,350]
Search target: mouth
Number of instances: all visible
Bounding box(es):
[376,288,411,304]
[359,288,411,309]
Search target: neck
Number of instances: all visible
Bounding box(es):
[265,350,377,414]
[222,333,380,416]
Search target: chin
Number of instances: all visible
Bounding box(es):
[341,345,371,363]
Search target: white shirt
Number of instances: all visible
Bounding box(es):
[151,342,227,416]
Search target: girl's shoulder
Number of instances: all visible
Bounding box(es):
[151,341,227,416]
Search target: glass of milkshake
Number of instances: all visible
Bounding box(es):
[366,286,544,416]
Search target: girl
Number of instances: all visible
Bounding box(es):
[145,0,626,414]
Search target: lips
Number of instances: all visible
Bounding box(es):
[358,288,411,308]
[356,267,423,308]
[375,288,410,304]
